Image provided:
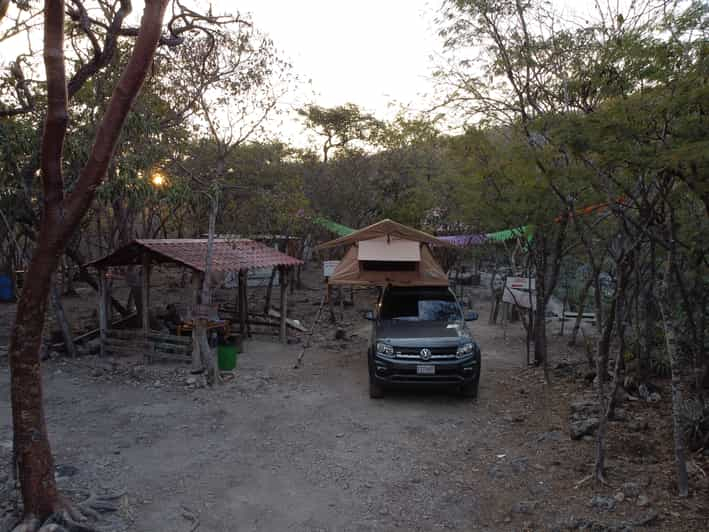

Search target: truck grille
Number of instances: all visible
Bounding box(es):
[393,346,457,360]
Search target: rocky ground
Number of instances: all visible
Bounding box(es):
[1,270,708,531]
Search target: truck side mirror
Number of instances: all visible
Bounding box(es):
[364,310,375,321]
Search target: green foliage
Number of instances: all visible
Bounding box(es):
[298,103,384,161]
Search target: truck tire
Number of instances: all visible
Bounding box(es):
[460,380,478,399]
[369,375,385,398]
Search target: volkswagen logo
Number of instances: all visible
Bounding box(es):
[420,348,432,361]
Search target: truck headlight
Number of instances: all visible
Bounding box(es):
[457,342,474,358]
[376,342,394,356]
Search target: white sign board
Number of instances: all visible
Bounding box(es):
[323,260,340,278]
[502,276,536,309]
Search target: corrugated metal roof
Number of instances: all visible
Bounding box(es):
[87,238,302,272]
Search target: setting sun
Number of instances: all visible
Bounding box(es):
[150,171,166,187]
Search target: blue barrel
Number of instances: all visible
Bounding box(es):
[0,275,14,302]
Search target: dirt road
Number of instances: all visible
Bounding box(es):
[0,290,703,531]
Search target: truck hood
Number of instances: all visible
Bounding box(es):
[375,320,471,347]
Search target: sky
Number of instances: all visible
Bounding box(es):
[0,0,600,147]
[227,0,443,144]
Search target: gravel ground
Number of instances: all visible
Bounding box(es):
[1,284,707,531]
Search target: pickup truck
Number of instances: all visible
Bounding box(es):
[366,285,481,398]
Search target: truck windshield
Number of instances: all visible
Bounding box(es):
[380,294,461,322]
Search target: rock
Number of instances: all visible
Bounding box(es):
[569,398,598,414]
[487,464,504,479]
[636,494,650,507]
[537,430,563,443]
[54,464,78,479]
[610,408,627,422]
[185,376,197,386]
[334,329,346,340]
[628,418,649,432]
[512,501,536,514]
[621,482,640,498]
[638,383,662,402]
[614,492,625,502]
[590,495,616,512]
[510,456,528,474]
[570,417,600,440]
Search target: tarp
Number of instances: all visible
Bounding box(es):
[313,216,355,237]
[316,219,453,250]
[486,225,533,242]
[328,243,448,287]
[435,227,532,247]
[437,234,487,247]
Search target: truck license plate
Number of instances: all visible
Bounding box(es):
[417,365,435,375]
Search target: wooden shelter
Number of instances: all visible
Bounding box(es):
[87,238,302,360]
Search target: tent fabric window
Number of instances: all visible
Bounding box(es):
[357,237,421,262]
[361,260,417,272]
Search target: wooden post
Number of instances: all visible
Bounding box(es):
[141,252,150,335]
[98,268,108,357]
[239,270,247,337]
[338,286,344,321]
[105,272,112,325]
[279,267,288,343]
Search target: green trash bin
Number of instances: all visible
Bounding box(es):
[217,343,238,371]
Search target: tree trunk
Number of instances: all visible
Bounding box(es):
[263,267,277,314]
[607,262,630,419]
[9,237,62,518]
[534,264,547,370]
[638,240,656,382]
[569,277,593,347]
[659,254,689,497]
[198,193,220,383]
[8,0,170,521]
[594,284,618,484]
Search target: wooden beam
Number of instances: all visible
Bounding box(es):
[141,252,150,335]
[98,268,108,357]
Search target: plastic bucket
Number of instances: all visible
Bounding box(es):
[0,275,13,302]
[217,343,238,371]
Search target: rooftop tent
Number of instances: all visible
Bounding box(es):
[317,220,452,287]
